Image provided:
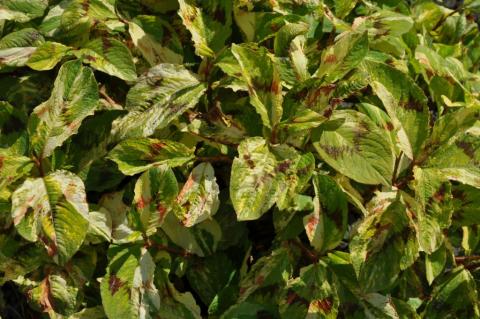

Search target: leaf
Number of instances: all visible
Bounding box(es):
[363,60,430,159]
[425,244,447,285]
[160,213,221,257]
[0,28,44,69]
[423,267,480,318]
[27,41,71,71]
[133,165,178,234]
[186,252,235,306]
[0,148,34,190]
[178,0,232,58]
[29,274,79,316]
[154,251,202,318]
[0,0,48,22]
[303,174,348,253]
[313,110,395,185]
[28,60,99,159]
[112,64,207,139]
[76,38,137,82]
[314,31,368,83]
[238,247,293,302]
[11,170,89,265]
[412,167,453,253]
[128,15,183,65]
[279,263,339,318]
[176,162,220,227]
[230,137,281,221]
[0,28,44,48]
[350,195,417,292]
[108,138,194,176]
[101,246,160,319]
[428,107,480,151]
[423,131,480,188]
[334,0,358,19]
[231,44,283,129]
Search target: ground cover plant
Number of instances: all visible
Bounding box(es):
[1,0,480,318]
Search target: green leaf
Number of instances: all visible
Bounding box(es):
[0,148,34,190]
[108,138,194,176]
[178,0,232,58]
[334,0,358,19]
[238,247,293,302]
[27,41,71,71]
[231,44,283,129]
[128,15,183,65]
[363,60,430,159]
[101,246,160,319]
[230,137,281,221]
[423,267,479,318]
[161,213,221,257]
[113,64,207,139]
[313,110,395,185]
[133,165,178,235]
[0,28,44,49]
[186,252,235,306]
[0,28,45,69]
[425,244,447,285]
[303,174,348,253]
[176,162,220,227]
[76,38,137,82]
[279,263,339,318]
[29,274,79,316]
[11,170,89,265]
[154,251,202,318]
[314,31,368,83]
[28,60,99,159]
[423,131,480,188]
[0,0,48,22]
[350,194,417,292]
[428,107,480,151]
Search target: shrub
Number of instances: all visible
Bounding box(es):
[1,0,480,318]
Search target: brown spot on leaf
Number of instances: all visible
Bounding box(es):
[0,156,4,169]
[270,23,281,32]
[432,184,446,202]
[324,54,337,64]
[39,278,54,312]
[271,78,281,95]
[213,8,226,24]
[86,55,96,62]
[306,215,318,235]
[276,160,291,173]
[177,174,196,203]
[321,145,349,159]
[385,122,394,131]
[137,197,146,210]
[102,37,112,51]
[373,223,391,237]
[330,98,343,107]
[456,140,476,159]
[314,298,333,312]
[243,154,255,169]
[39,235,57,257]
[109,274,124,295]
[150,142,166,155]
[403,99,423,111]
[323,107,333,118]
[157,203,167,221]
[255,275,265,285]
[81,0,90,11]
[286,291,309,306]
[320,84,336,94]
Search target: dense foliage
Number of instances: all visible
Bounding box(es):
[1,0,480,318]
